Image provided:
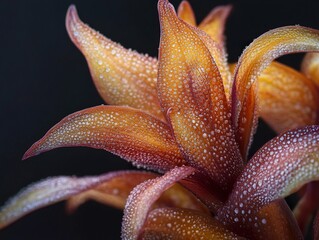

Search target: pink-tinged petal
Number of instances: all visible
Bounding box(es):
[258,62,319,133]
[218,125,319,239]
[232,26,319,159]
[177,1,196,26]
[23,105,185,173]
[141,207,245,240]
[66,6,163,120]
[0,173,122,229]
[66,171,209,214]
[157,0,243,193]
[302,53,319,88]
[199,5,232,48]
[121,166,195,240]
[293,181,319,234]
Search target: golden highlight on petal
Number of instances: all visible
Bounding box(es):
[177,0,196,26]
[0,174,119,229]
[67,171,209,214]
[157,0,243,192]
[121,166,196,240]
[232,26,319,158]
[258,62,318,133]
[23,106,185,173]
[302,52,319,88]
[66,5,163,120]
[142,208,244,240]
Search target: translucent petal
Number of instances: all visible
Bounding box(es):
[232,26,319,158]
[258,62,318,133]
[141,208,244,240]
[218,126,319,238]
[177,0,196,26]
[121,166,195,240]
[66,5,163,120]
[157,0,243,192]
[23,105,185,173]
[0,174,122,229]
[66,171,209,214]
[302,52,319,88]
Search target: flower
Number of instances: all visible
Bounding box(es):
[1,0,319,239]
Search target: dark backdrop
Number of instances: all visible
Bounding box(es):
[1,0,319,239]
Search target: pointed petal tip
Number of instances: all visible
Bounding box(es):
[65,4,81,45]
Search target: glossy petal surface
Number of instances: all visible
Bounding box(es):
[141,208,244,240]
[23,106,185,173]
[157,0,242,192]
[218,126,319,238]
[66,6,163,120]
[177,0,196,26]
[121,166,195,240]
[0,174,119,229]
[258,62,318,133]
[67,171,209,214]
[232,26,319,158]
[302,52,319,88]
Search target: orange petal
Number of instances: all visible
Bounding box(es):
[218,125,319,238]
[23,105,185,173]
[157,0,243,192]
[258,62,318,133]
[302,52,319,88]
[232,26,319,159]
[66,6,163,120]
[177,0,196,26]
[66,171,209,214]
[0,174,122,229]
[199,5,232,48]
[141,207,244,240]
[121,166,196,239]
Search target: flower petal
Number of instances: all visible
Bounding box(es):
[258,62,318,133]
[0,173,122,229]
[177,0,196,26]
[314,210,319,240]
[23,105,185,173]
[218,125,319,238]
[121,166,195,240]
[232,26,319,158]
[66,171,209,214]
[157,0,243,192]
[141,207,244,240]
[66,6,163,120]
[302,52,319,88]
[198,5,232,48]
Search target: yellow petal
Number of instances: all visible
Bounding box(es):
[157,0,243,193]
[66,5,163,120]
[302,52,319,88]
[232,26,319,158]
[258,62,318,133]
[23,105,185,173]
[177,0,196,26]
[66,171,209,214]
[142,208,244,240]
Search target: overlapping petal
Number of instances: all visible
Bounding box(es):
[141,208,244,240]
[121,166,195,240]
[218,125,319,238]
[66,171,209,214]
[177,1,196,26]
[232,26,319,158]
[258,62,318,133]
[0,174,122,229]
[66,6,163,120]
[302,52,319,88]
[23,106,185,173]
[157,0,243,192]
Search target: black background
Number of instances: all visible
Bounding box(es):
[1,0,319,239]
